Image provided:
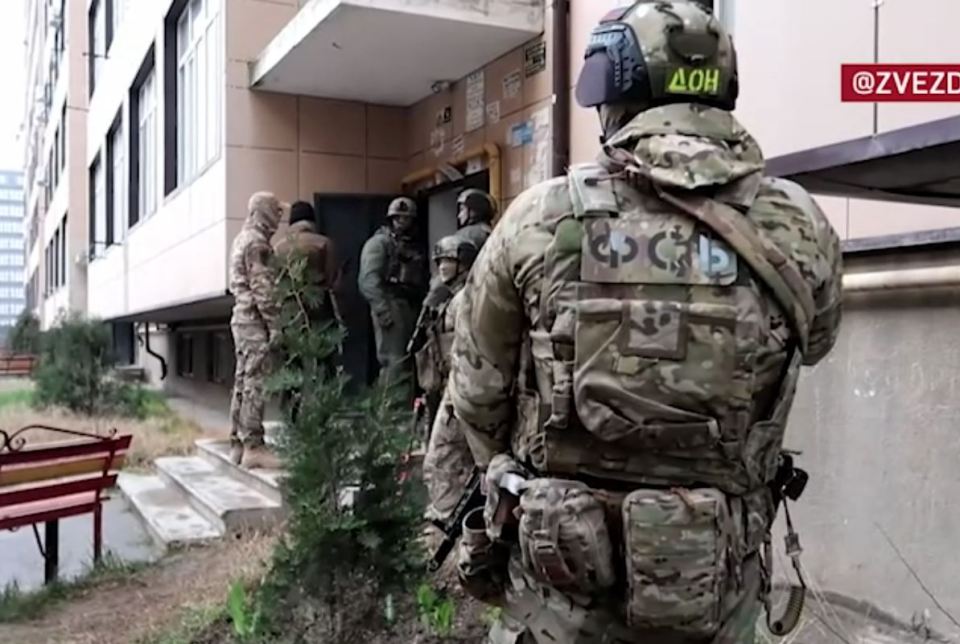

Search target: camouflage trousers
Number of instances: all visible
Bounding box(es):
[486,551,763,644]
[229,324,272,447]
[422,390,474,522]
[371,297,417,395]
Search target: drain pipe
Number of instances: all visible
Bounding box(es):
[550,0,570,177]
[843,265,960,293]
[139,323,168,380]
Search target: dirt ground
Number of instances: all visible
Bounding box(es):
[0,533,275,644]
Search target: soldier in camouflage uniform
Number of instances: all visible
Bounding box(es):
[229,191,287,470]
[454,188,497,251]
[411,236,479,521]
[359,197,428,392]
[447,3,843,643]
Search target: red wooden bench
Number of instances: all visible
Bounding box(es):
[0,425,131,584]
[0,354,37,377]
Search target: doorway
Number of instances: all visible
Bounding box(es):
[314,193,396,389]
[416,170,489,277]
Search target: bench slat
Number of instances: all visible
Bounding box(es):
[0,493,99,531]
[0,435,132,467]
[0,473,117,508]
[0,454,127,488]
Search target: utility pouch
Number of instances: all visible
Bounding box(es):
[517,478,616,595]
[457,507,509,603]
[621,487,732,638]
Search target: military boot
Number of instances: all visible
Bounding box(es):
[241,444,283,470]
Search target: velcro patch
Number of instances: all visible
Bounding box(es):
[665,67,723,96]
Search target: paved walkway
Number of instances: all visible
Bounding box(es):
[0,497,162,593]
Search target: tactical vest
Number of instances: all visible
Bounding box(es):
[385,231,426,297]
[414,289,459,394]
[512,164,816,498]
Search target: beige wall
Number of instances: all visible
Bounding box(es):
[223,0,411,261]
[403,29,554,214]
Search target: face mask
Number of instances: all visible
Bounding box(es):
[392,216,414,233]
[437,259,459,284]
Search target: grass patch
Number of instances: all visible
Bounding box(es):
[0,552,152,624]
[0,387,33,410]
[137,605,227,644]
[0,389,205,470]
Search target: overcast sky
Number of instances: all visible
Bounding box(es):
[0,2,25,172]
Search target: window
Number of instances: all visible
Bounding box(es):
[60,104,67,170]
[60,214,67,287]
[52,229,59,285]
[173,0,222,187]
[111,322,135,366]
[108,0,129,50]
[207,331,231,384]
[136,67,158,221]
[89,0,106,95]
[108,118,125,244]
[90,156,106,259]
[176,333,195,377]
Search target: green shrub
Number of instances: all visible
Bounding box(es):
[250,250,427,641]
[33,312,147,417]
[8,310,41,354]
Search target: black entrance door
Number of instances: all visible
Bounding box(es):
[314,193,396,389]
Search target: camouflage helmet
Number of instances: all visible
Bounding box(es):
[432,235,479,269]
[575,1,738,112]
[456,188,497,225]
[387,196,417,218]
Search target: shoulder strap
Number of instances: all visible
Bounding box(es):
[655,186,815,356]
[567,164,618,218]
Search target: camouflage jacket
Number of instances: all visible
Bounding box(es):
[229,219,280,332]
[414,278,466,392]
[448,104,843,469]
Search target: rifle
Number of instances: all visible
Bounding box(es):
[407,281,454,356]
[406,304,433,356]
[429,468,484,572]
[427,466,528,572]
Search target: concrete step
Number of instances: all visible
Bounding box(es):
[155,456,285,535]
[118,472,222,550]
[264,420,284,445]
[195,438,285,505]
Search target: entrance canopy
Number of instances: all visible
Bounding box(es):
[765,114,960,209]
[250,0,544,106]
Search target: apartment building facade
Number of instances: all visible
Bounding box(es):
[25,0,960,631]
[0,171,27,343]
[23,0,90,331]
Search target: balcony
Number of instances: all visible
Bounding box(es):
[250,0,544,106]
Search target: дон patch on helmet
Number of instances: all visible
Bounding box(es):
[664,66,723,97]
